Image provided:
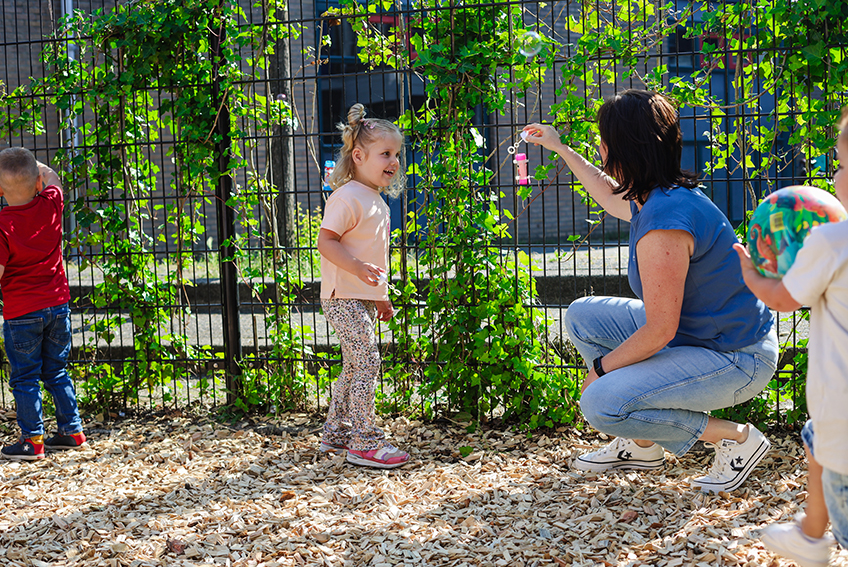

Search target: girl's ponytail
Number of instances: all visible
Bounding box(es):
[327,104,406,198]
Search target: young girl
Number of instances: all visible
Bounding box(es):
[316,103,409,469]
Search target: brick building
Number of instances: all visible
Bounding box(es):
[2,1,799,252]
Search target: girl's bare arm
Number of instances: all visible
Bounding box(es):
[317,228,383,285]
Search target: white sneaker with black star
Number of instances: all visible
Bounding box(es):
[691,423,770,493]
[573,436,665,472]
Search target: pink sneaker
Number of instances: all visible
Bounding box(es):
[346,445,410,469]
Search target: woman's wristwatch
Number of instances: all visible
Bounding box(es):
[593,357,606,377]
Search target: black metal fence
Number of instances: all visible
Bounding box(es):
[0,0,839,423]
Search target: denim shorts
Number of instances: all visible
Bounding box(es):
[802,420,848,547]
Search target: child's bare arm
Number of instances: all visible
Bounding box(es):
[0,265,4,280]
[375,300,393,321]
[37,161,62,190]
[317,228,383,286]
[733,243,802,311]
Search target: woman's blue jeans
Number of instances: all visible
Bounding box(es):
[565,296,778,456]
[4,303,83,438]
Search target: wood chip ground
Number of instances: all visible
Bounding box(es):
[1,411,846,566]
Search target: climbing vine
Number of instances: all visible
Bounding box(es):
[332,0,579,428]
[336,0,848,428]
[2,0,310,412]
[2,0,844,425]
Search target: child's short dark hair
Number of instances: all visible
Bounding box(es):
[0,147,39,187]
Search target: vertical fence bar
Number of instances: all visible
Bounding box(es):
[211,5,242,403]
[270,28,296,252]
[0,0,833,422]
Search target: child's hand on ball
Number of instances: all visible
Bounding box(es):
[733,243,760,285]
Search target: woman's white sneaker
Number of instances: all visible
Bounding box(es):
[691,423,770,493]
[574,437,665,471]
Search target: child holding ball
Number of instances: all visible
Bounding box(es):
[316,104,410,469]
[734,109,848,567]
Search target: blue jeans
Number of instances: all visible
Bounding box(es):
[802,421,848,547]
[565,296,778,456]
[4,303,82,438]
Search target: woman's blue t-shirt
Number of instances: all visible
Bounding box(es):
[628,186,773,351]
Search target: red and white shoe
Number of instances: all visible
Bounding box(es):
[45,431,88,451]
[346,444,410,469]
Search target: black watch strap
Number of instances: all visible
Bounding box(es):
[593,356,606,377]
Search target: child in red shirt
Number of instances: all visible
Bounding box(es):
[0,147,86,460]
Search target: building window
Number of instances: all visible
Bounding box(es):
[316,2,424,163]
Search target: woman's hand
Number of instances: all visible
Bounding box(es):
[581,365,601,394]
[522,123,563,152]
[375,300,394,321]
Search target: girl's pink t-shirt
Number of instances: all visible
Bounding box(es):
[319,180,390,301]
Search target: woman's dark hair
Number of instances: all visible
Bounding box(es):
[597,89,699,204]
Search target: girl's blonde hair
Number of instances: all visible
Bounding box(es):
[327,103,406,198]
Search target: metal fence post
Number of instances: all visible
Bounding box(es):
[270,28,296,250]
[211,6,242,403]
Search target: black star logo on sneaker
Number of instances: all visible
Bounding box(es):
[618,450,632,460]
[730,456,745,471]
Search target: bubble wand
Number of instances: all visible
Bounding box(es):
[508,131,532,186]
[507,128,571,224]
[507,129,609,269]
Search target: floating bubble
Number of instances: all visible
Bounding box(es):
[518,31,543,58]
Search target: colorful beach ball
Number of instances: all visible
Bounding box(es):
[747,185,847,278]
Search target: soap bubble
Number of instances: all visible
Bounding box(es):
[518,31,544,58]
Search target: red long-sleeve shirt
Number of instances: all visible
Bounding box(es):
[0,185,71,320]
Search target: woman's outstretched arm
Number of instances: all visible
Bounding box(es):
[522,124,631,221]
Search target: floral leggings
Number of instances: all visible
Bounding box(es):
[321,298,386,451]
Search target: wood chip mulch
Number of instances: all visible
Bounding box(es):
[0,410,846,567]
